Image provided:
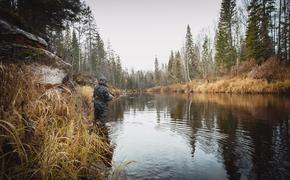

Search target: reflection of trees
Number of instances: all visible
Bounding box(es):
[216,107,241,180]
[170,99,186,120]
[186,94,290,179]
[109,94,155,121]
[108,97,126,121]
[109,93,290,179]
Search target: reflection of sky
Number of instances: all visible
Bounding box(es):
[109,109,227,179]
[108,94,290,179]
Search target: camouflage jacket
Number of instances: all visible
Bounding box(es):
[93,84,113,103]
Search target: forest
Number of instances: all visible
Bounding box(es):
[1,0,289,90]
[151,0,290,90]
[0,0,290,179]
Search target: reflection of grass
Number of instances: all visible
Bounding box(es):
[110,160,136,180]
[173,93,290,121]
[0,63,111,179]
[186,94,290,110]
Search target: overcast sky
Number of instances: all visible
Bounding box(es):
[86,0,222,71]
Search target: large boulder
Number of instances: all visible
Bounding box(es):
[0,43,71,72]
[0,19,71,87]
[0,19,47,49]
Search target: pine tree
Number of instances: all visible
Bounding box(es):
[84,10,97,72]
[154,57,161,85]
[215,0,237,72]
[201,36,210,78]
[260,0,275,61]
[95,32,106,74]
[245,0,274,64]
[63,24,72,63]
[115,56,123,88]
[174,51,182,83]
[91,31,106,76]
[167,50,176,82]
[71,30,80,72]
[245,0,261,61]
[168,50,174,77]
[185,25,198,81]
[15,0,86,36]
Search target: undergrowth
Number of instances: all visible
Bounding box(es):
[0,63,112,179]
[147,58,290,94]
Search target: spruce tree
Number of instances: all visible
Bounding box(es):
[167,50,175,82]
[174,51,182,83]
[168,51,174,76]
[260,0,275,61]
[202,36,210,78]
[154,57,161,85]
[71,30,80,72]
[185,25,198,80]
[12,0,86,36]
[115,56,122,88]
[63,24,72,63]
[93,31,106,76]
[215,0,237,72]
[245,0,274,64]
[245,0,261,61]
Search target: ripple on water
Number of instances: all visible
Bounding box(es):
[108,94,290,180]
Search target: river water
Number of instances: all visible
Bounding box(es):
[107,94,290,180]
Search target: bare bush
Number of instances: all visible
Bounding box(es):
[248,57,286,81]
[231,59,257,76]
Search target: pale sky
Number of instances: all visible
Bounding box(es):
[86,0,222,70]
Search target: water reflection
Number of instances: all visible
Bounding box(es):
[107,94,290,180]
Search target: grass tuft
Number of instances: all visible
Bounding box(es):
[0,63,112,179]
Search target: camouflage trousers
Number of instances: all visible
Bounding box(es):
[94,100,109,124]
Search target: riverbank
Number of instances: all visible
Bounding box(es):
[146,58,290,94]
[146,77,290,94]
[0,63,112,179]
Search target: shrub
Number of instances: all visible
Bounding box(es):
[230,59,257,76]
[248,57,286,81]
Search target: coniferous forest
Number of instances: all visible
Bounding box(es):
[1,0,289,89]
[1,0,290,179]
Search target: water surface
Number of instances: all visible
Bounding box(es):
[107,94,290,180]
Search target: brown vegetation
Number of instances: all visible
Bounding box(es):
[146,58,290,94]
[0,63,112,179]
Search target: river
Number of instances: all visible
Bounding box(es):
[107,93,290,180]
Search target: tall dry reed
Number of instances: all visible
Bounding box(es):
[0,63,112,179]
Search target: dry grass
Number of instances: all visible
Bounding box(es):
[0,63,112,179]
[76,85,122,102]
[77,86,93,100]
[147,77,290,94]
[146,58,290,94]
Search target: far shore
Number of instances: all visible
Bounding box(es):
[145,77,290,94]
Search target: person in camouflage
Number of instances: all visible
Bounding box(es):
[93,76,113,125]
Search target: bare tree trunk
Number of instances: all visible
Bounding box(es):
[75,24,83,72]
[287,0,290,61]
[283,0,288,59]
[278,0,282,56]
[186,58,191,81]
